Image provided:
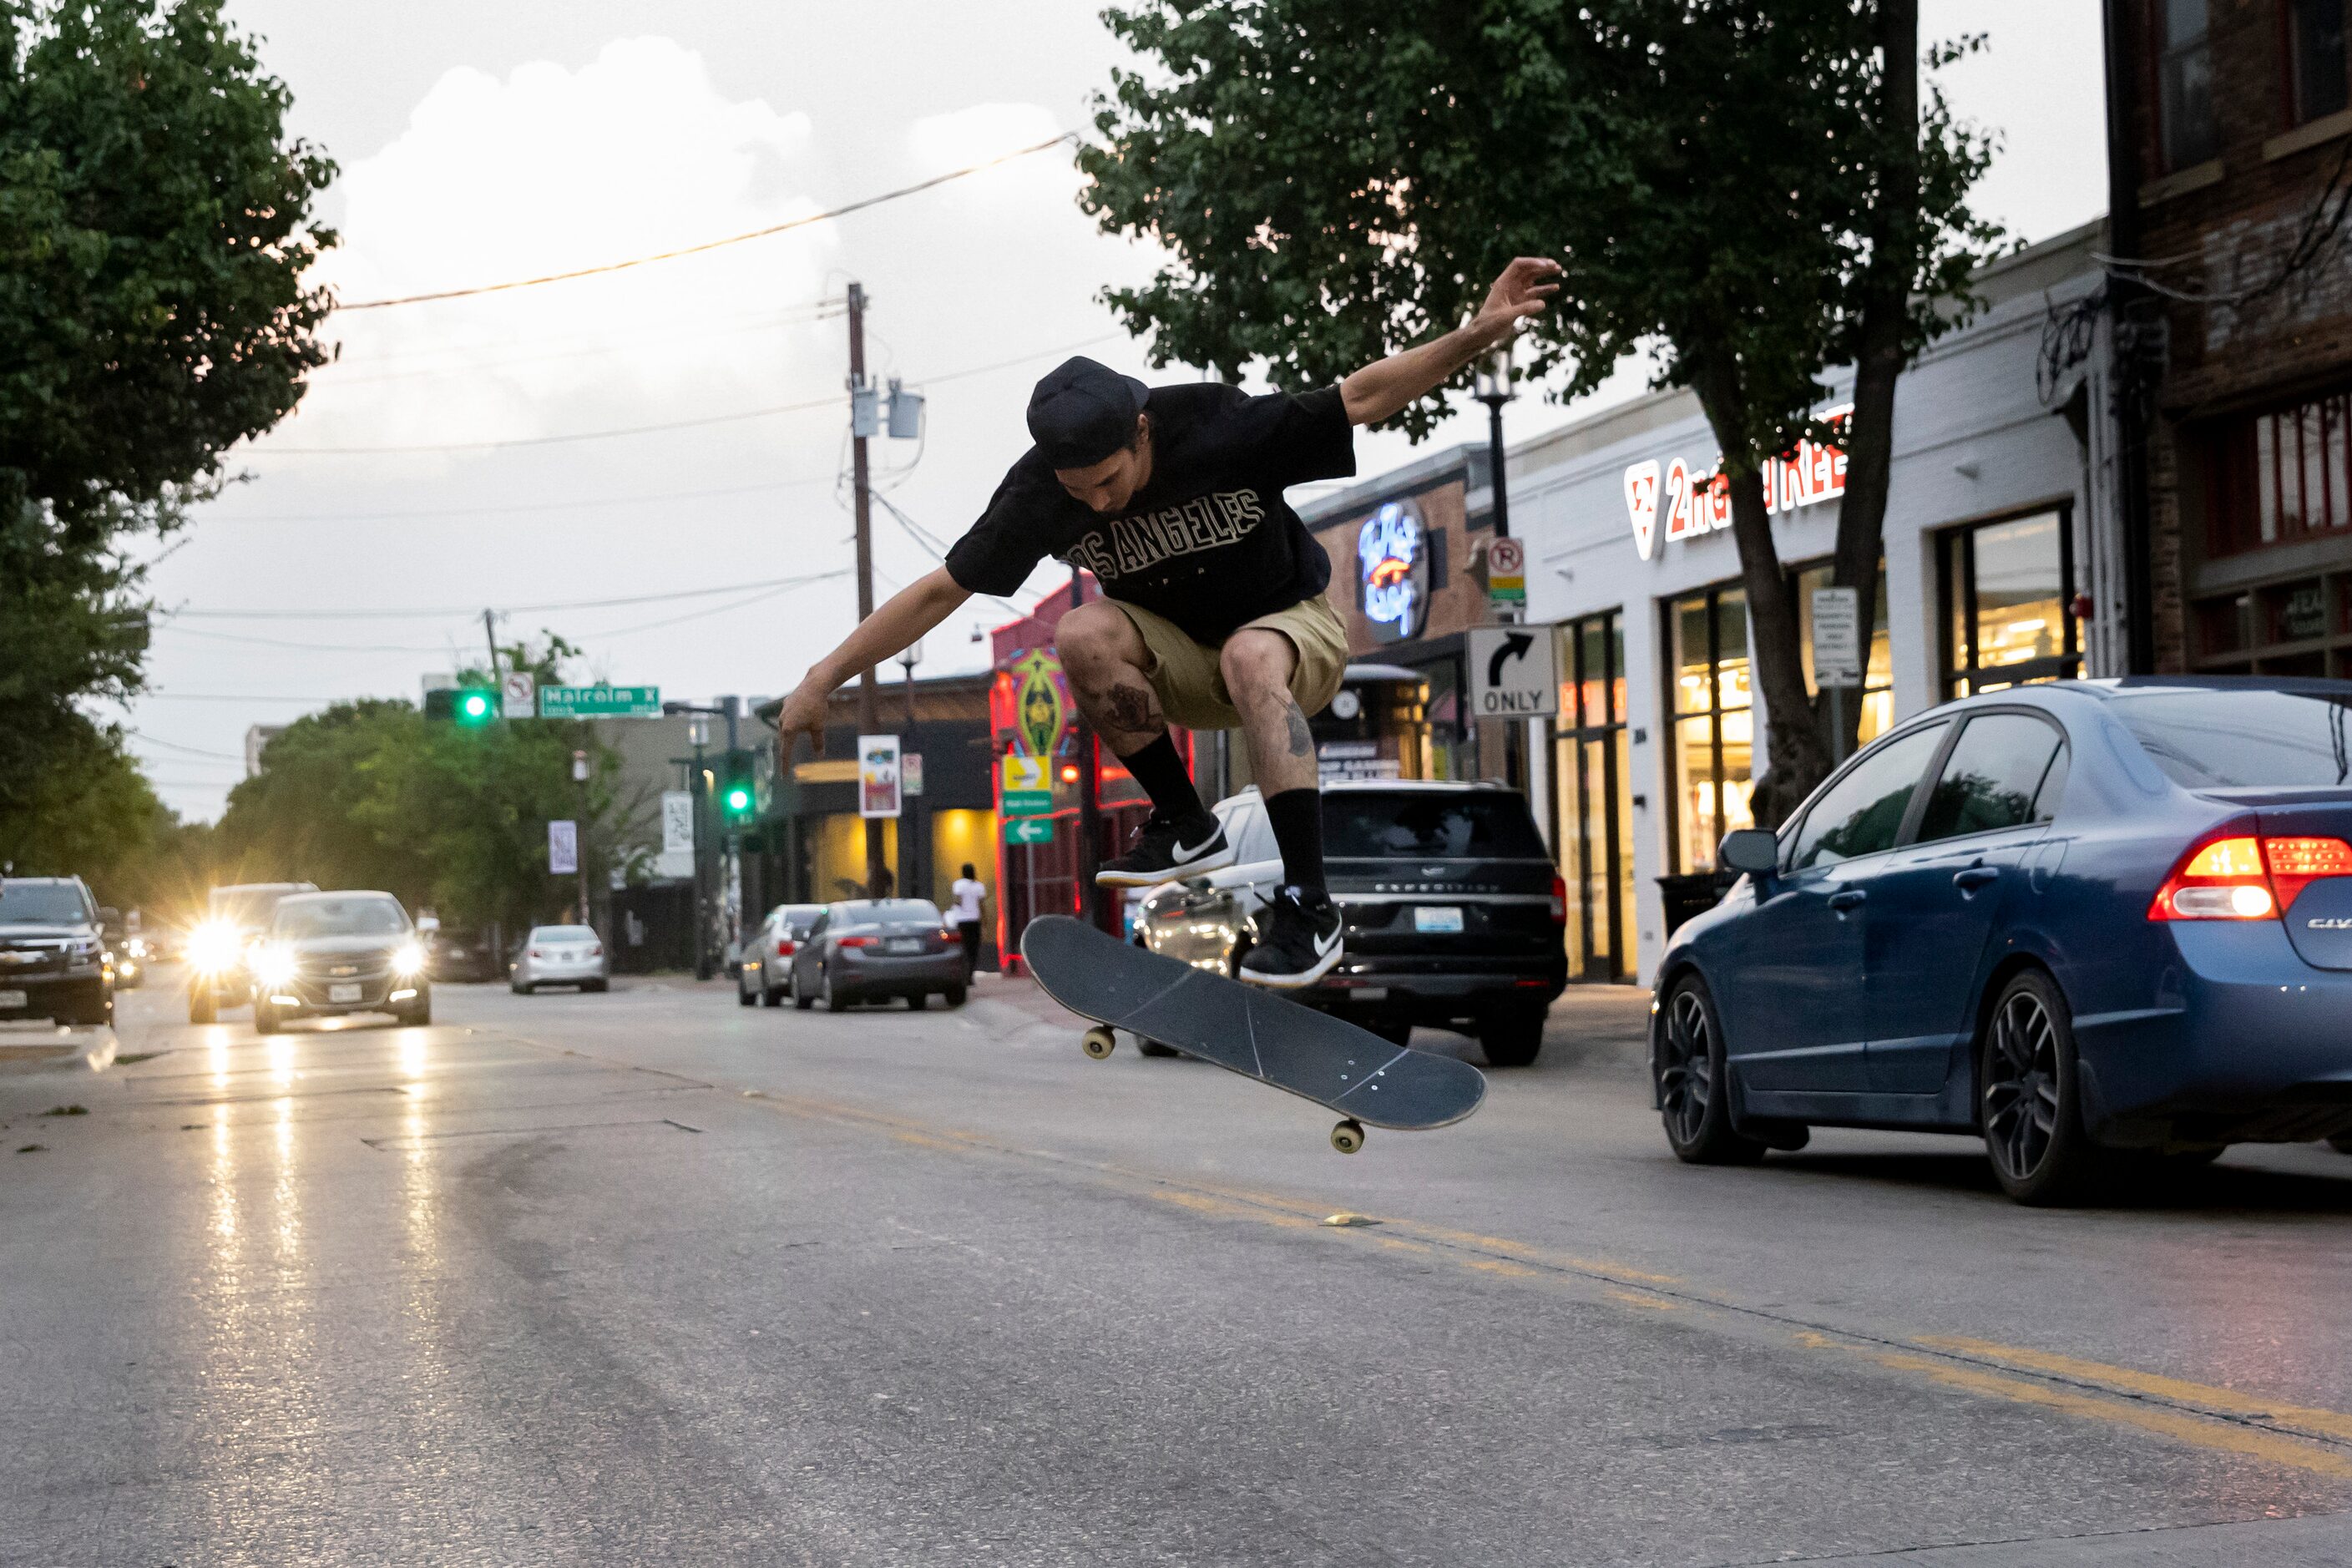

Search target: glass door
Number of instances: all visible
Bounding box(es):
[1554,612,1636,982]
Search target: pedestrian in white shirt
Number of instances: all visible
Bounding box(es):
[948,863,987,979]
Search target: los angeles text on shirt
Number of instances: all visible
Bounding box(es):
[1059,488,1267,583]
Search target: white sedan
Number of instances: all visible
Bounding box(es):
[510,925,609,994]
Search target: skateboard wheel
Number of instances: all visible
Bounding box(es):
[1081,1025,1116,1061]
[1330,1119,1366,1155]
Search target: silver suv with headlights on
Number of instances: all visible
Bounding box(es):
[249,891,430,1034]
[187,881,316,1024]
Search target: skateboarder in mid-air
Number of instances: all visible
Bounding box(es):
[771,256,1561,988]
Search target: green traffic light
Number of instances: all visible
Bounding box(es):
[725,785,751,813]
[460,691,490,720]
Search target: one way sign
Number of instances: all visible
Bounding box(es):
[1467,625,1559,722]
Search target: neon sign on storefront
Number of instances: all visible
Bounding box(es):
[1622,405,1852,561]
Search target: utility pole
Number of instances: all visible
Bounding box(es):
[572,749,592,929]
[899,642,922,903]
[847,281,888,897]
[482,609,502,712]
[1071,568,1101,927]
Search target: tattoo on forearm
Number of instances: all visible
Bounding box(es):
[1284,698,1313,758]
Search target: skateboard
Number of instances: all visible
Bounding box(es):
[1019,915,1487,1153]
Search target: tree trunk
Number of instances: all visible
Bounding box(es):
[1825,0,1920,766]
[1690,364,1829,835]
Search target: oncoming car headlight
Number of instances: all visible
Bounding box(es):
[188,922,242,973]
[392,941,426,977]
[250,944,296,989]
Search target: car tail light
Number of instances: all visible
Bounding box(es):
[2148,832,2352,921]
[529,947,547,958]
[2264,837,2352,911]
[588,944,603,958]
[776,938,795,957]
[837,935,877,948]
[1549,873,1568,924]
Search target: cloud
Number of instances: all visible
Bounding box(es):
[273,37,841,459]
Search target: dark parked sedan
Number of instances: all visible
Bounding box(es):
[1652,676,2352,1204]
[791,899,966,1011]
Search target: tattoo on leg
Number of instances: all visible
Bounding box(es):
[1283,698,1313,758]
[1105,682,1156,736]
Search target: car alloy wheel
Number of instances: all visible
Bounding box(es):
[1655,974,1765,1166]
[1979,969,2104,1205]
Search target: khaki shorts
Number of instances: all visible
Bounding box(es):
[1109,594,1349,732]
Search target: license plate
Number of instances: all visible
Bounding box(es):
[0,989,23,1009]
[328,982,362,1004]
[1350,986,1389,1002]
[885,938,923,954]
[1414,906,1464,933]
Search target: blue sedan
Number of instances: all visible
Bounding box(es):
[1652,677,2352,1204]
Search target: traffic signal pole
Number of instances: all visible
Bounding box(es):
[847,282,888,898]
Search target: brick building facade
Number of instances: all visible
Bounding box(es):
[2113,0,2352,675]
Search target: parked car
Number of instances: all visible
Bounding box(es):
[1651,676,2352,1204]
[187,881,317,1024]
[792,899,966,1010]
[510,925,609,994]
[1136,781,1567,1065]
[739,903,825,1008]
[249,890,430,1033]
[425,926,503,983]
[0,877,114,1027]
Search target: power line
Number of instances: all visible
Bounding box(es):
[586,571,850,639]
[257,326,1136,458]
[168,567,855,622]
[125,730,247,761]
[339,133,1077,311]
[261,393,840,456]
[193,473,836,525]
[157,626,459,654]
[130,693,352,703]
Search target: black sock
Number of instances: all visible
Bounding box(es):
[1116,733,1206,826]
[1263,787,1325,894]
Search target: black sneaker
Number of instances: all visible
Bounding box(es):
[1239,886,1344,988]
[1095,811,1237,888]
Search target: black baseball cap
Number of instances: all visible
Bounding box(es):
[1026,357,1149,469]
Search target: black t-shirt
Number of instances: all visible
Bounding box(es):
[945,382,1356,645]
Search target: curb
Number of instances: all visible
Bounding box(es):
[0,1025,117,1076]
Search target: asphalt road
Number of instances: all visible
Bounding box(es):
[6,966,2352,1566]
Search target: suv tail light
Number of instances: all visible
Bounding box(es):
[1548,873,1568,925]
[2149,833,2352,921]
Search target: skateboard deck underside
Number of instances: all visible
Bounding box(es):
[1020,916,1485,1130]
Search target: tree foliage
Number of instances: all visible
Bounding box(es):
[214,641,628,933]
[1080,0,2004,819]
[0,0,333,855]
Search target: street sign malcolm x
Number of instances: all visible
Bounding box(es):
[539,684,661,718]
[1466,625,1559,721]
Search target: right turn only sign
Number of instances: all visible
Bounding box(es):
[1467,625,1559,721]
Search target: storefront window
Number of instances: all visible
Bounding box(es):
[1940,508,2080,697]
[1794,562,1894,744]
[2195,569,2352,677]
[1668,584,1754,873]
[1555,612,1636,982]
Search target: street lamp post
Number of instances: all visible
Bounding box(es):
[1472,343,1529,792]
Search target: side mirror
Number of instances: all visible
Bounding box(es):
[1718,828,1780,877]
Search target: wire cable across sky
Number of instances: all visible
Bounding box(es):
[336,133,1078,311]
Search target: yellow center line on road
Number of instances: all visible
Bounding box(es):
[1917,1336,2352,1449]
[477,1028,2352,1485]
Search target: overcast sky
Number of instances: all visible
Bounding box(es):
[127,1,2108,820]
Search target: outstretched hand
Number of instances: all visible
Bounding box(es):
[1472,256,1562,351]
[771,682,827,774]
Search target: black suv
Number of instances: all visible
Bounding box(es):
[1136,781,1567,1065]
[0,877,114,1027]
